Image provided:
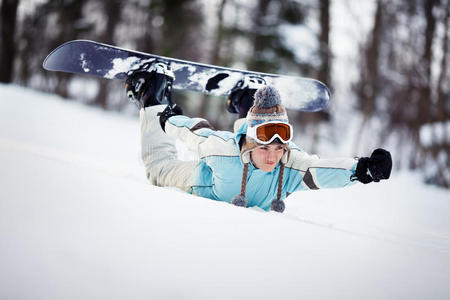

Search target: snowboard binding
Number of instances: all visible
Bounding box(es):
[227,76,266,118]
[126,61,175,109]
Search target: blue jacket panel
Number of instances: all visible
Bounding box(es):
[166,115,357,211]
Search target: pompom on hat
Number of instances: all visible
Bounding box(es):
[246,86,289,127]
[232,85,291,213]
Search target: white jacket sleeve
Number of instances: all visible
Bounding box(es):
[165,115,240,158]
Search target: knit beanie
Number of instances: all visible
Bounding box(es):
[241,86,289,162]
[231,86,291,213]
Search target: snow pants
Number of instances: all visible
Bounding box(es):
[140,106,197,192]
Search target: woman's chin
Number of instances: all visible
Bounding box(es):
[260,164,276,172]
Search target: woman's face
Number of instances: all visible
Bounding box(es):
[250,143,286,172]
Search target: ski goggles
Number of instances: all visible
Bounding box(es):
[246,121,293,145]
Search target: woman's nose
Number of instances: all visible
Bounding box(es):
[267,150,277,160]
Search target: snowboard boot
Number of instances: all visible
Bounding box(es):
[126,62,175,109]
[227,76,266,118]
[158,104,183,132]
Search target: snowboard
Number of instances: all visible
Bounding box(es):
[43,40,330,111]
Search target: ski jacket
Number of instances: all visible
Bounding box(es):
[165,115,358,211]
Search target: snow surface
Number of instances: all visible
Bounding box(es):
[0,84,449,300]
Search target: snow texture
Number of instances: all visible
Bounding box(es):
[0,84,449,300]
[80,53,90,72]
[104,56,141,79]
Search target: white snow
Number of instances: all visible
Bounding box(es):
[0,84,449,300]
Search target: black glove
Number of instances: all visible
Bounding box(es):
[158,104,183,132]
[355,148,392,184]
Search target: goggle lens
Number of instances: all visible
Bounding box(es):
[256,123,291,142]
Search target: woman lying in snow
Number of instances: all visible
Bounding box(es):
[125,68,392,213]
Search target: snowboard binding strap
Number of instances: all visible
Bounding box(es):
[235,75,266,91]
[126,60,176,109]
[227,75,266,116]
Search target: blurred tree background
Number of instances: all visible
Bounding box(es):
[0,0,449,187]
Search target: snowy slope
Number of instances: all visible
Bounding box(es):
[0,84,449,300]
